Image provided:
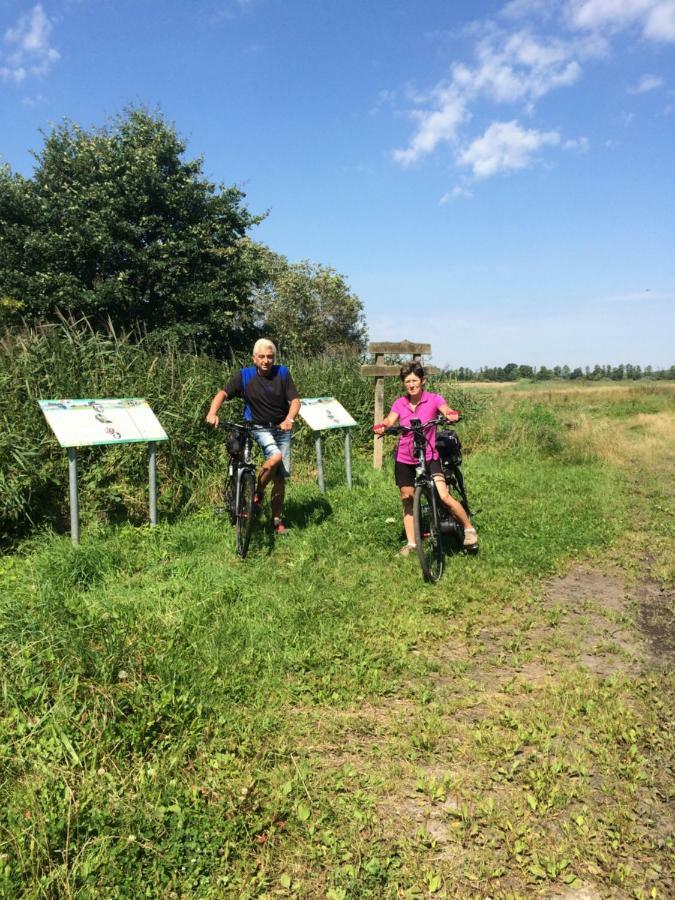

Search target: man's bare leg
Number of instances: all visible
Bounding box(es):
[270,473,285,522]
[256,453,282,501]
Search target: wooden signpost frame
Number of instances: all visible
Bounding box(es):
[361,341,437,469]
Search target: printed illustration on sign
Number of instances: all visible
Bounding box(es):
[39,398,168,447]
[299,397,356,431]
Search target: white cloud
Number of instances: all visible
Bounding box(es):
[502,0,560,21]
[1,4,60,83]
[390,0,674,183]
[564,135,590,150]
[440,186,473,203]
[393,87,468,166]
[644,2,675,41]
[458,120,560,178]
[568,0,675,43]
[629,73,665,92]
[21,92,46,107]
[602,289,675,302]
[392,22,604,168]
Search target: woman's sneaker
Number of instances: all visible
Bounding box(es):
[398,543,417,557]
[273,517,288,535]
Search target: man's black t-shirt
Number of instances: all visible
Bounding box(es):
[224,366,299,426]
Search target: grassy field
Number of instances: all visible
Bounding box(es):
[0,382,673,898]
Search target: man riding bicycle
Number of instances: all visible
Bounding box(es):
[206,339,300,535]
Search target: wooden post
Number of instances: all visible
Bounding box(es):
[361,341,437,470]
[373,351,384,469]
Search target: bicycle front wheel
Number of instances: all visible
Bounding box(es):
[236,470,255,558]
[413,484,444,582]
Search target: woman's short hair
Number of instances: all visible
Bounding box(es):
[399,361,425,381]
[252,338,277,356]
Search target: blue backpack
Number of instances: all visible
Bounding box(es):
[240,365,289,422]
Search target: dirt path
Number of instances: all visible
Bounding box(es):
[302,558,674,897]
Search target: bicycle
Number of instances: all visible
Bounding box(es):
[218,421,259,558]
[384,417,476,582]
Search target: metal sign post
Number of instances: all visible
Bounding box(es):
[39,398,168,545]
[299,397,357,494]
[344,430,352,489]
[148,441,158,527]
[314,434,325,493]
[68,447,80,545]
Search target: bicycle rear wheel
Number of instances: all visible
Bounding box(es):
[413,484,444,582]
[236,470,255,558]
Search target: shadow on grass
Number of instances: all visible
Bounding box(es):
[283,494,333,529]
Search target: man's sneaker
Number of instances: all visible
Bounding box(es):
[463,527,478,549]
[273,518,288,535]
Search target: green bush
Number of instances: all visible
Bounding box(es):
[0,324,383,544]
[2,321,596,546]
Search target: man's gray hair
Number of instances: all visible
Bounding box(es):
[252,338,277,356]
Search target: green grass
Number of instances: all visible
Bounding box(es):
[1,384,673,897]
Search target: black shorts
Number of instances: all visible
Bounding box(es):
[395,458,442,488]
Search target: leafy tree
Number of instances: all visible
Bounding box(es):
[252,250,367,356]
[0,109,263,356]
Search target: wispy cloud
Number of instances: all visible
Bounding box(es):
[390,0,671,183]
[21,92,47,107]
[393,87,468,166]
[603,288,675,302]
[458,120,560,178]
[568,0,675,44]
[629,73,665,93]
[439,185,473,203]
[392,12,604,175]
[1,4,59,84]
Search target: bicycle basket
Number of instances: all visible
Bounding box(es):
[227,430,245,457]
[437,429,462,464]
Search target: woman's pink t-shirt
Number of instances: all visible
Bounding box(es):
[390,392,449,464]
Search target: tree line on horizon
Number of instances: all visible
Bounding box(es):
[444,362,675,382]
[0,108,367,360]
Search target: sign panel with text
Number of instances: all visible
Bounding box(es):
[299,397,356,431]
[39,398,168,447]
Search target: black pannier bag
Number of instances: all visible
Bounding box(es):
[227,430,245,457]
[436,429,462,465]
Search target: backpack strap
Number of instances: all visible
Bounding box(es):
[240,366,256,421]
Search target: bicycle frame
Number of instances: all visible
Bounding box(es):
[219,421,258,557]
[385,415,473,580]
[231,429,255,513]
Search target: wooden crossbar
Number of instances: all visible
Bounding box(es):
[360,340,436,468]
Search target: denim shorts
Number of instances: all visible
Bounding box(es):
[253,426,292,478]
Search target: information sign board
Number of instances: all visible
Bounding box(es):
[39,398,168,447]
[299,397,356,431]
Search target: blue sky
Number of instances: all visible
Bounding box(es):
[1,0,674,368]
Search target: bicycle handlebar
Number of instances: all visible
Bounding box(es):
[216,421,256,432]
[374,416,458,436]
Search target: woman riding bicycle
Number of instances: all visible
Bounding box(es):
[374,362,478,555]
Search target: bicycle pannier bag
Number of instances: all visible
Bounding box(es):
[227,431,245,457]
[436,429,462,464]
